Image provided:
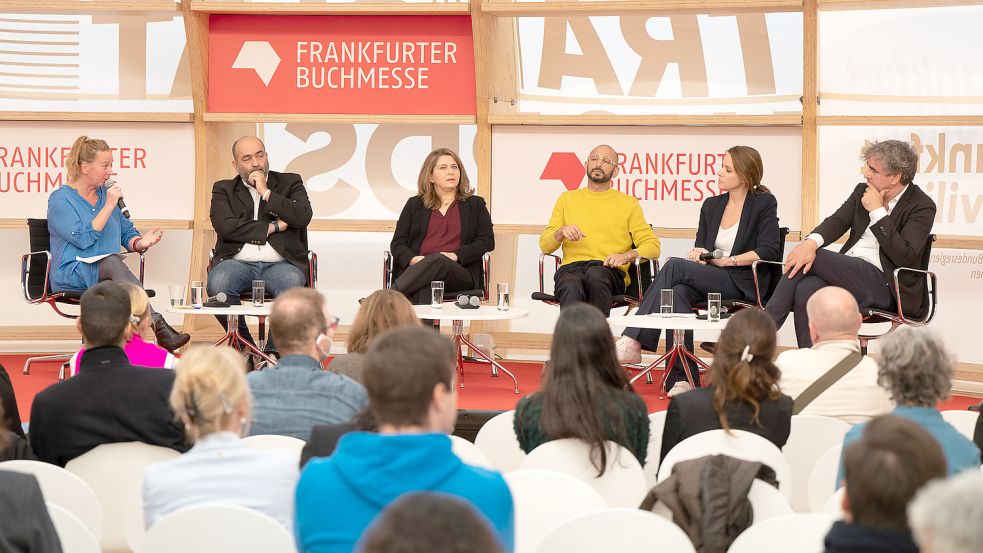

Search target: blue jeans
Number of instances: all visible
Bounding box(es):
[207,259,307,352]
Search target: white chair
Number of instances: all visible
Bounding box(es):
[784,415,851,512]
[475,410,527,472]
[651,479,791,525]
[137,504,296,553]
[505,470,606,553]
[726,513,835,553]
[0,460,103,539]
[537,508,696,553]
[940,410,979,441]
[519,439,647,508]
[242,434,306,458]
[821,487,846,518]
[658,430,793,500]
[47,502,101,553]
[449,434,495,469]
[65,442,181,553]
[807,444,843,513]
[643,410,668,488]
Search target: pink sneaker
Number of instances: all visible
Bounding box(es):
[666,381,695,397]
[615,336,642,364]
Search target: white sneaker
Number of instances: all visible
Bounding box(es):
[615,336,642,365]
[666,381,694,398]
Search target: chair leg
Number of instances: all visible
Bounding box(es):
[23,353,73,376]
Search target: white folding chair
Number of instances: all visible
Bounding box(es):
[658,430,793,500]
[650,479,791,525]
[138,504,296,553]
[537,508,696,553]
[449,434,495,469]
[940,410,979,441]
[784,415,851,512]
[726,513,835,553]
[518,439,647,508]
[65,442,181,553]
[474,410,526,472]
[47,502,101,553]
[505,470,606,553]
[821,487,846,518]
[807,444,843,513]
[644,410,668,488]
[241,434,306,460]
[0,460,103,539]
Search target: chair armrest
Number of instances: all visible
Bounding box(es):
[21,250,52,303]
[482,252,492,300]
[632,256,659,303]
[383,250,393,289]
[891,266,937,325]
[138,252,146,285]
[538,253,561,294]
[308,250,318,290]
[750,260,785,309]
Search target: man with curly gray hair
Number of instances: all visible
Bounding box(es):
[908,471,983,553]
[835,326,980,484]
[765,139,937,348]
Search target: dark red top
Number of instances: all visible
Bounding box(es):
[419,202,462,256]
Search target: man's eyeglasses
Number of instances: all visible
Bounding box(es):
[587,155,616,167]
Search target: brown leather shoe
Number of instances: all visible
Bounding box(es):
[152,319,191,352]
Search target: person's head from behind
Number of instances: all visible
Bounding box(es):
[806,286,862,344]
[362,327,457,433]
[0,403,7,451]
[118,282,153,338]
[709,309,781,431]
[77,281,133,349]
[842,415,946,532]
[908,470,983,553]
[348,289,420,355]
[877,327,952,407]
[358,492,503,553]
[269,288,335,361]
[170,345,250,443]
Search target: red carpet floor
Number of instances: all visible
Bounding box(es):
[4,354,981,422]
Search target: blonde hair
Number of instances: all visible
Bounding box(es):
[119,282,150,326]
[417,148,472,210]
[169,345,249,443]
[66,135,110,183]
[347,289,420,354]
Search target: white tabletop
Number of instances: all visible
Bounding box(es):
[607,313,730,331]
[414,304,529,322]
[166,304,272,317]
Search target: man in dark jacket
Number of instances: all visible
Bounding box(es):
[29,282,187,467]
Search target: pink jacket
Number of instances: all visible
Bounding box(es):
[70,336,177,376]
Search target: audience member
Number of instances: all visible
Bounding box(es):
[246,288,366,440]
[908,470,983,553]
[0,363,26,439]
[329,289,420,383]
[0,422,62,552]
[142,346,299,530]
[660,309,792,462]
[29,282,186,466]
[837,327,980,483]
[0,402,34,461]
[824,415,946,553]
[358,492,504,553]
[69,282,177,376]
[296,327,514,553]
[513,303,649,470]
[777,287,893,423]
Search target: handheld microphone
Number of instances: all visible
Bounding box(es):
[207,292,228,303]
[203,292,230,308]
[699,249,725,262]
[456,295,481,309]
[104,179,130,219]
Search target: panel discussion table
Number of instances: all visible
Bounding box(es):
[167,304,276,366]
[413,304,527,394]
[607,313,729,397]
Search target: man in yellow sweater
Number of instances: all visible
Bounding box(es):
[540,144,661,316]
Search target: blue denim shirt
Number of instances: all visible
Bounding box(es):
[47,185,139,291]
[247,355,368,441]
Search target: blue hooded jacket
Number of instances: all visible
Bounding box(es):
[295,432,514,553]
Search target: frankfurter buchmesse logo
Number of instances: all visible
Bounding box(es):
[233,41,281,86]
[540,152,585,191]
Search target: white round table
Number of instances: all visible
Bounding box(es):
[414,304,528,394]
[608,313,730,393]
[167,305,275,365]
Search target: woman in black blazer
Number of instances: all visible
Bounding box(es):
[617,146,782,396]
[390,148,494,304]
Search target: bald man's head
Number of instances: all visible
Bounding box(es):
[807,287,863,342]
[586,144,619,185]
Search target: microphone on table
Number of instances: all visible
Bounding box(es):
[104,179,130,219]
[699,249,725,262]
[203,292,230,308]
[456,295,481,309]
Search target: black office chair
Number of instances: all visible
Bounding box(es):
[531,254,658,315]
[383,251,491,301]
[21,218,148,379]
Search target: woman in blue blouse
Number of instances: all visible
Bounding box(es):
[47,135,189,351]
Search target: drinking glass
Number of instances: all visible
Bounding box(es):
[659,289,674,317]
[431,280,445,309]
[190,280,205,308]
[251,280,266,307]
[497,282,511,311]
[707,292,722,322]
[168,285,186,307]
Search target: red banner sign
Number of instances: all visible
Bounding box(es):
[208,15,476,115]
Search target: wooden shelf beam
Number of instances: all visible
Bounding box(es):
[481,0,803,16]
[488,114,802,126]
[0,1,181,12]
[0,112,193,123]
[189,2,471,15]
[202,112,476,124]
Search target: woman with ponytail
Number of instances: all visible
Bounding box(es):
[659,309,792,462]
[142,346,298,530]
[48,135,188,352]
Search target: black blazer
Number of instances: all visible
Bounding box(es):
[660,386,793,463]
[390,195,495,290]
[28,347,187,467]
[695,191,782,300]
[812,183,936,314]
[209,171,314,279]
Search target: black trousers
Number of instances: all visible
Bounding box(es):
[764,248,893,348]
[394,253,475,305]
[623,257,747,390]
[97,254,161,323]
[553,260,626,317]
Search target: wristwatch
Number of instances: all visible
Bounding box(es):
[729,256,737,267]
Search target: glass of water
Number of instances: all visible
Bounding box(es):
[168,285,186,307]
[431,280,445,309]
[497,282,510,311]
[190,280,205,308]
[707,292,722,322]
[660,289,674,317]
[251,280,266,307]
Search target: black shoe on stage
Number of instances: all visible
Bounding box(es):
[152,319,191,352]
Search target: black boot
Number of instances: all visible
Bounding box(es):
[152,319,191,352]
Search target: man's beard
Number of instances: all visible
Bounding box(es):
[587,167,612,184]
